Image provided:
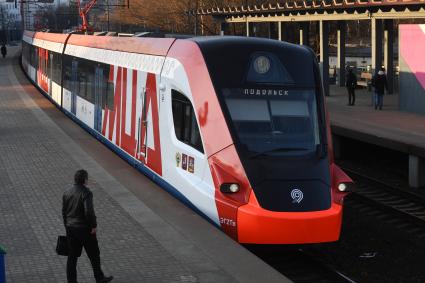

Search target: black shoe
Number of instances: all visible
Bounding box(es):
[97,276,113,283]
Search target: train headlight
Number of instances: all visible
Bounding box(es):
[220,183,240,194]
[229,184,240,193]
[338,183,347,192]
[337,182,355,192]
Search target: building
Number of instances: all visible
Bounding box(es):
[0,0,21,42]
[22,0,63,31]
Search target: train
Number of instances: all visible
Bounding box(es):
[21,30,353,244]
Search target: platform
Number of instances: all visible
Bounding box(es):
[327,85,425,187]
[0,46,289,283]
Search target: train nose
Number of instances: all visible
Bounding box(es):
[237,192,343,244]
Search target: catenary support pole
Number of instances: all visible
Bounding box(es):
[337,20,346,87]
[384,19,394,94]
[371,18,383,75]
[220,22,226,36]
[320,20,330,96]
[299,22,309,46]
[278,21,282,41]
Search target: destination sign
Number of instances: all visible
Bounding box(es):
[243,88,289,96]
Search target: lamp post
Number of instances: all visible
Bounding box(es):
[194,0,198,36]
[106,0,109,31]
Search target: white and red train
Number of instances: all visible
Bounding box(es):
[22,30,353,244]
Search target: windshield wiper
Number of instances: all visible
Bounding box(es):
[249,147,309,159]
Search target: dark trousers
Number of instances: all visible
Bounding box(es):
[347,87,355,105]
[374,92,384,110]
[66,227,104,283]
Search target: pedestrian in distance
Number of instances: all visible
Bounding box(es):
[371,68,388,110]
[1,44,6,58]
[62,169,113,283]
[345,68,357,106]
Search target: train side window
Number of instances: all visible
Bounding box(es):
[39,48,44,74]
[43,49,48,76]
[63,55,72,90]
[29,45,38,69]
[106,81,114,110]
[78,63,87,99]
[22,42,28,63]
[171,90,204,153]
[86,69,94,103]
[77,59,94,103]
[102,64,114,111]
[51,52,61,85]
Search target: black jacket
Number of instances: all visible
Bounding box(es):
[372,73,388,94]
[346,72,357,89]
[62,185,97,229]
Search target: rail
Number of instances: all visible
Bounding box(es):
[343,167,425,229]
[248,245,357,283]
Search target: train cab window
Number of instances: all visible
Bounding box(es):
[223,88,320,156]
[172,90,204,153]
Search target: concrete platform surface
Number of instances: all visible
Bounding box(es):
[327,85,425,158]
[0,46,290,282]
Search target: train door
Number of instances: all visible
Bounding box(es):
[137,86,148,161]
[159,59,216,221]
[168,89,206,185]
[135,73,162,176]
[32,47,39,83]
[94,66,103,132]
[49,52,53,96]
[71,59,78,115]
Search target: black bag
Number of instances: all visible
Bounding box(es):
[56,235,68,256]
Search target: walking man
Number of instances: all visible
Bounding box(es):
[1,44,6,58]
[345,68,357,106]
[372,68,388,110]
[62,169,113,283]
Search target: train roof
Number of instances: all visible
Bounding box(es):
[190,36,313,57]
[23,31,313,60]
[24,30,176,57]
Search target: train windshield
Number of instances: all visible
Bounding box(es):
[195,37,325,158]
[222,88,320,156]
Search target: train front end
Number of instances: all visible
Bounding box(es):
[194,37,353,244]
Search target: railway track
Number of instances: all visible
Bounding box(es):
[342,167,425,235]
[250,166,425,283]
[251,165,425,282]
[247,245,356,283]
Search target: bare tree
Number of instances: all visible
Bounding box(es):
[104,0,252,34]
[35,4,79,32]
